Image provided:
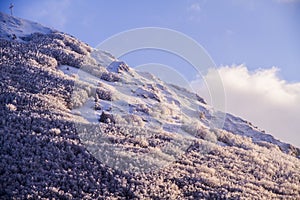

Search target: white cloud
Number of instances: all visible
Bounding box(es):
[188,3,201,12]
[191,65,300,147]
[186,2,203,22]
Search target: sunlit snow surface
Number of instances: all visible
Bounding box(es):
[0,12,53,41]
[58,61,208,135]
[58,50,295,172]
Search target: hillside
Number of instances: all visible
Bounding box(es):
[0,12,299,199]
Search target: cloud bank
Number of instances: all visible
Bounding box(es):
[191,65,300,147]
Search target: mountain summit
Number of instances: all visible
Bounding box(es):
[0,12,299,199]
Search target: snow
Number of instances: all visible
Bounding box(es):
[57,45,296,155]
[0,12,53,41]
[223,113,290,152]
[90,49,116,67]
[59,65,99,85]
[72,97,100,124]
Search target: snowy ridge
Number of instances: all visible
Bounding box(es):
[0,12,54,41]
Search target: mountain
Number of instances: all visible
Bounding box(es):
[0,12,299,199]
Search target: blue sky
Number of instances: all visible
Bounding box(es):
[1,0,300,147]
[1,0,299,82]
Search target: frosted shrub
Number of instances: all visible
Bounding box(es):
[135,87,161,102]
[255,141,280,151]
[114,115,127,125]
[199,165,216,175]
[49,128,61,135]
[150,103,173,119]
[79,62,107,78]
[217,129,253,149]
[36,54,57,67]
[70,88,88,108]
[96,87,113,101]
[134,136,149,148]
[204,131,217,143]
[135,103,150,114]
[182,120,216,142]
[64,40,89,55]
[202,176,220,187]
[100,72,120,82]
[158,103,172,115]
[115,114,145,128]
[6,103,17,111]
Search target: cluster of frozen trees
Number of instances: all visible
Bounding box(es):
[76,120,300,199]
[1,31,91,68]
[1,27,300,199]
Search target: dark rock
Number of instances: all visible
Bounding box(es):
[100,72,120,82]
[96,88,112,101]
[99,111,115,124]
[107,61,129,73]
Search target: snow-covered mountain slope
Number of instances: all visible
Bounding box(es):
[0,12,300,199]
[0,12,53,41]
